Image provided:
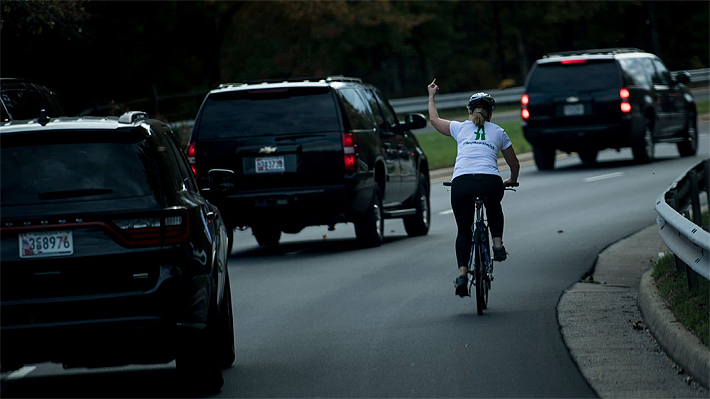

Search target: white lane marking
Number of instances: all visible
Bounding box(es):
[3,366,36,381]
[584,172,624,182]
[439,209,454,215]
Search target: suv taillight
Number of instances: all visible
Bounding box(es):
[113,208,189,247]
[521,94,530,121]
[342,132,358,172]
[619,88,631,113]
[187,142,197,175]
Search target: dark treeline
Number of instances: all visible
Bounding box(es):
[2,0,708,121]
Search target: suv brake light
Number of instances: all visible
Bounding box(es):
[560,59,587,64]
[521,94,530,121]
[619,88,631,113]
[113,208,189,247]
[342,132,358,172]
[187,142,197,175]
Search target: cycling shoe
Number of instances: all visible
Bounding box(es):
[454,275,469,297]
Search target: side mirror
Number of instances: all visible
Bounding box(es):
[404,113,427,130]
[208,169,235,193]
[674,71,691,85]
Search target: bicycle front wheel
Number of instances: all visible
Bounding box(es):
[474,236,485,315]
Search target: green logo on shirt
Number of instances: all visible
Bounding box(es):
[475,126,486,141]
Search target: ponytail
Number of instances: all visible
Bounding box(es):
[469,107,489,127]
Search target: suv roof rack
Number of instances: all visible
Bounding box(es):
[543,48,644,58]
[118,111,148,124]
[218,75,363,89]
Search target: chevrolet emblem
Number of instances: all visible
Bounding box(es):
[259,146,277,154]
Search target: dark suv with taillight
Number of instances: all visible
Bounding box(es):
[0,112,234,393]
[188,76,430,247]
[521,48,698,169]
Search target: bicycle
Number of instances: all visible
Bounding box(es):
[444,180,518,315]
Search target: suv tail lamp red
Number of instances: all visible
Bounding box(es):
[187,142,197,175]
[560,59,587,65]
[342,132,358,172]
[113,208,189,247]
[521,94,530,121]
[619,88,631,113]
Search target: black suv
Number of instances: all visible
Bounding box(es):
[1,78,65,122]
[521,48,698,169]
[188,76,430,247]
[1,112,234,393]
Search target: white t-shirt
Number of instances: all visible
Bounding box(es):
[449,120,512,179]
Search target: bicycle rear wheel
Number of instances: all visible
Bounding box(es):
[473,236,485,315]
[481,239,490,310]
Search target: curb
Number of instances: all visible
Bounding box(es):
[637,269,710,388]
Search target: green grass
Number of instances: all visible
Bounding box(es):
[417,108,531,170]
[696,98,709,115]
[652,251,709,347]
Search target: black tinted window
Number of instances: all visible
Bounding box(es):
[652,59,671,85]
[372,90,398,131]
[1,89,48,120]
[338,88,375,130]
[1,132,159,206]
[618,58,651,88]
[527,61,622,93]
[196,87,340,139]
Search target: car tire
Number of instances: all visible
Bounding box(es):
[632,118,655,163]
[219,270,236,368]
[252,227,281,246]
[677,112,698,157]
[403,174,430,237]
[578,149,598,164]
[226,226,234,256]
[533,146,556,170]
[355,183,384,247]
[176,294,224,394]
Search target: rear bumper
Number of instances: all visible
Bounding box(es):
[206,182,371,229]
[0,265,210,368]
[523,120,634,152]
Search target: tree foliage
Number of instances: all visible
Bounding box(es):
[1,0,706,121]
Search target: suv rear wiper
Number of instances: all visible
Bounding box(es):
[39,189,113,200]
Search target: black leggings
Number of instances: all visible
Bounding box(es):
[450,174,505,268]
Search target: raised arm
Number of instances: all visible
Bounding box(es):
[427,79,451,136]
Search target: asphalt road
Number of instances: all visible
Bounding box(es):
[2,125,708,398]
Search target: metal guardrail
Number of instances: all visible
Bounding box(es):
[391,68,709,115]
[655,159,710,282]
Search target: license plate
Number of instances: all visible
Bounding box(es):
[563,104,585,116]
[19,230,74,258]
[255,156,285,173]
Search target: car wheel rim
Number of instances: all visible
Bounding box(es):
[374,203,382,238]
[689,115,697,151]
[420,195,429,227]
[645,127,654,158]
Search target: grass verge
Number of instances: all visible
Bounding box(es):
[416,109,531,170]
[652,252,709,347]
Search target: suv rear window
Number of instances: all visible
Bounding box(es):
[527,60,622,93]
[196,87,341,139]
[1,132,159,206]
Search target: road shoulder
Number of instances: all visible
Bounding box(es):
[557,224,709,398]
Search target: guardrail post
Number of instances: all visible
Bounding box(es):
[666,190,686,274]
[680,209,700,289]
[689,170,702,227]
[704,160,710,213]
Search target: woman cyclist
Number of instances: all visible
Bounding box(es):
[427,79,520,297]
